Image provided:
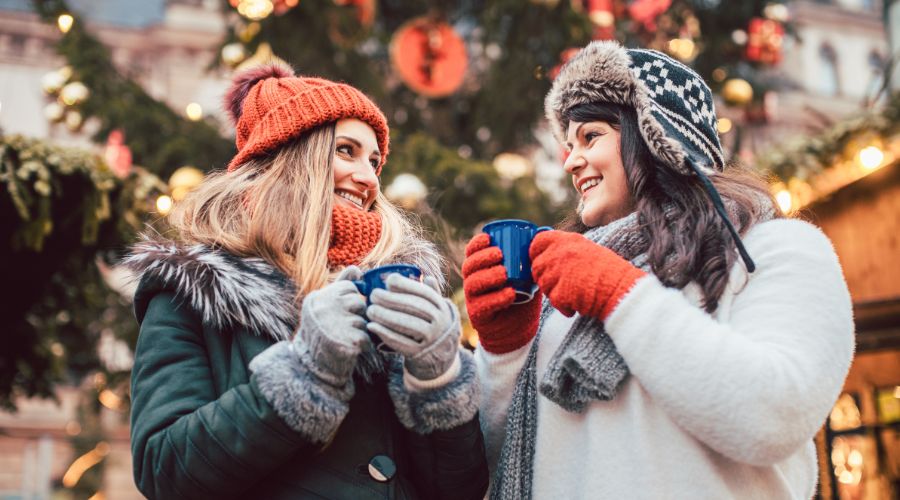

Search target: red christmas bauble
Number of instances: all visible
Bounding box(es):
[390,18,468,98]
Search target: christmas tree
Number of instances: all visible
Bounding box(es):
[4,0,792,406]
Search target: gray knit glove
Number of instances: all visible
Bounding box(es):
[294,266,372,388]
[366,274,461,381]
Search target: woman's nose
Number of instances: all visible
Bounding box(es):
[563,150,585,174]
[351,163,379,190]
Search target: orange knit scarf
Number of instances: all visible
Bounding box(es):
[327,203,383,267]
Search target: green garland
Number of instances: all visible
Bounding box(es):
[1,134,164,410]
[757,92,900,182]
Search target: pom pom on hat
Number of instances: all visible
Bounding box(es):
[224,62,295,125]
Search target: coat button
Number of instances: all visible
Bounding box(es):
[367,454,396,483]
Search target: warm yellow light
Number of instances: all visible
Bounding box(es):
[156,195,173,215]
[716,118,732,134]
[57,14,74,33]
[238,0,274,20]
[775,189,792,213]
[847,449,863,467]
[858,146,884,170]
[65,420,82,436]
[185,103,203,121]
[62,443,109,488]
[98,389,122,411]
[893,385,900,399]
[589,11,614,27]
[169,166,205,201]
[493,152,532,180]
[88,492,105,500]
[667,38,696,61]
[838,470,855,485]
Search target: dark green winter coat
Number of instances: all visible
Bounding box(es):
[125,240,488,500]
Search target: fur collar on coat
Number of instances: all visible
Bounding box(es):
[123,235,446,342]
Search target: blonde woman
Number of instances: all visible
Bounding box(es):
[125,64,487,499]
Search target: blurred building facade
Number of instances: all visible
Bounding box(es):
[762,3,899,500]
[721,0,889,160]
[0,0,230,148]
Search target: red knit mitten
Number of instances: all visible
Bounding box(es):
[530,230,647,321]
[462,233,542,354]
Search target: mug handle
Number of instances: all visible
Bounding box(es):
[535,226,552,234]
[352,280,367,295]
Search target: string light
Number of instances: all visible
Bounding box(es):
[716,118,732,134]
[667,38,696,61]
[156,195,173,215]
[775,189,792,213]
[236,0,274,20]
[858,146,884,170]
[185,103,203,121]
[62,442,109,488]
[98,389,123,411]
[57,14,74,33]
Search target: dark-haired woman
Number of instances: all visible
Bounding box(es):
[463,41,854,499]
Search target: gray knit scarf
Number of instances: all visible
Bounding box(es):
[489,212,651,500]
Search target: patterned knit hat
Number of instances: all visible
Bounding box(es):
[224,63,389,174]
[545,41,756,272]
[545,40,724,176]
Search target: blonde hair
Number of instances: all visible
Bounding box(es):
[167,124,426,303]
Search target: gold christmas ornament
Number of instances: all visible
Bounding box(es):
[721,78,753,107]
[168,166,205,201]
[43,102,65,122]
[41,69,68,94]
[60,81,90,106]
[64,110,83,131]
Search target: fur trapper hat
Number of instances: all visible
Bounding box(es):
[545,40,724,176]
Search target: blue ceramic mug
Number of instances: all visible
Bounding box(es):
[353,264,423,303]
[482,219,552,304]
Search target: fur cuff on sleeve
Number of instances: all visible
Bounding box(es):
[387,349,481,434]
[249,341,354,444]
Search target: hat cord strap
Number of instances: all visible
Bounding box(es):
[687,161,757,273]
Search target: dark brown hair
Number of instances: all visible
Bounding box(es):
[559,102,781,312]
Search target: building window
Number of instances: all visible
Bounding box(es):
[818,44,840,97]
[866,51,886,101]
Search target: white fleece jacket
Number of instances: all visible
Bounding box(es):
[476,219,855,499]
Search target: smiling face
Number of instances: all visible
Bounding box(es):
[564,120,634,227]
[333,118,381,211]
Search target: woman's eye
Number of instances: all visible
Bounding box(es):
[369,159,379,169]
[585,131,601,141]
[336,144,353,156]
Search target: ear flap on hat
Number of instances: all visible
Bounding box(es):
[223,62,295,125]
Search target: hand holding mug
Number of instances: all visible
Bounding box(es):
[294,266,372,387]
[365,274,461,381]
[462,231,543,355]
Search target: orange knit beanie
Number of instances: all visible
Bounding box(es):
[224,63,389,174]
[327,203,383,267]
